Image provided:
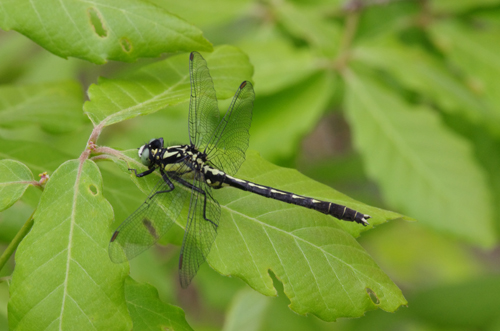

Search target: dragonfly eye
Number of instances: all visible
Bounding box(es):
[138,145,151,166]
[140,147,151,166]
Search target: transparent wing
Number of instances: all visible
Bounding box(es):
[188,51,220,149]
[109,176,190,263]
[179,172,220,288]
[205,81,255,176]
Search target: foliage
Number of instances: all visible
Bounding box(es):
[0,0,499,330]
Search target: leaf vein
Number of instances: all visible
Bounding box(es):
[294,237,331,311]
[230,213,265,285]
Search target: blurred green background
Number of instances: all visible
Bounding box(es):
[1,0,500,330]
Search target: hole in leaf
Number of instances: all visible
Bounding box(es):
[120,37,133,53]
[89,184,98,195]
[366,288,380,305]
[87,7,107,38]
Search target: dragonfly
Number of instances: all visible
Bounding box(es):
[109,52,370,288]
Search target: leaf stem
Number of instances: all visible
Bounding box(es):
[0,210,35,273]
[0,276,11,283]
[94,146,125,159]
[334,11,360,72]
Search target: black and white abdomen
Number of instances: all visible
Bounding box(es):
[220,174,370,226]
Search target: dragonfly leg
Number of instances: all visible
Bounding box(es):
[148,170,175,199]
[173,176,218,228]
[129,167,155,177]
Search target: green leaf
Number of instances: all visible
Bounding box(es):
[239,36,318,95]
[101,158,187,245]
[250,72,333,162]
[84,45,253,127]
[97,103,189,152]
[458,123,500,249]
[353,37,490,123]
[275,2,341,56]
[8,159,132,330]
[354,1,419,43]
[257,272,331,331]
[98,161,144,228]
[0,81,85,133]
[344,69,495,246]
[118,148,407,321]
[222,288,270,331]
[0,160,34,212]
[429,21,500,133]
[0,0,212,64]
[124,277,193,331]
[210,151,407,321]
[107,154,186,247]
[0,139,71,210]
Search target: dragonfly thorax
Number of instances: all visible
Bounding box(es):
[138,138,211,177]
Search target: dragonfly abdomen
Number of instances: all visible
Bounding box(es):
[222,175,370,226]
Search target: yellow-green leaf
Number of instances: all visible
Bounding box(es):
[0,0,212,64]
[84,45,252,127]
[8,160,131,330]
[345,69,495,247]
[0,160,34,212]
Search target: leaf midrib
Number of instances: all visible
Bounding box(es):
[98,63,189,126]
[58,161,83,330]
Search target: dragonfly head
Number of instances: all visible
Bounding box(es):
[138,138,164,166]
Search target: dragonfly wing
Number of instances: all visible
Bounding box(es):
[188,51,220,149]
[109,177,189,263]
[178,173,220,288]
[206,81,255,176]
